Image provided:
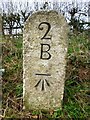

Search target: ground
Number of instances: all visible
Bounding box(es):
[1,31,90,119]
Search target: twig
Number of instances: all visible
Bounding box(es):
[3,98,9,117]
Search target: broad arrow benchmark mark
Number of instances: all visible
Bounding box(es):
[35,79,50,91]
[35,73,51,91]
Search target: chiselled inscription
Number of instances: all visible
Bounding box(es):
[35,73,51,76]
[35,22,52,90]
[38,22,51,39]
[40,43,51,60]
[35,74,51,91]
[35,79,50,91]
[39,22,51,60]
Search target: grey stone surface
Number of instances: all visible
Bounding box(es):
[23,11,69,110]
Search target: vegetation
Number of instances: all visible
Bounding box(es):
[0,1,90,119]
[1,31,90,119]
[1,1,89,36]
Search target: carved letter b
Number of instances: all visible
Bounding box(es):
[40,44,51,60]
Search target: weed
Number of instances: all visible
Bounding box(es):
[2,32,90,119]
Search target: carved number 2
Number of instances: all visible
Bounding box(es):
[38,22,51,39]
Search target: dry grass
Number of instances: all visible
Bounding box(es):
[1,31,90,119]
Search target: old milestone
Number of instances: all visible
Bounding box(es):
[23,11,68,110]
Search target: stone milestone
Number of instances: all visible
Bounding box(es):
[23,11,68,110]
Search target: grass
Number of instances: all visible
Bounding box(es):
[1,31,90,119]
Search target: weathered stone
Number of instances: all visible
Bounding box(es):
[23,11,69,110]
